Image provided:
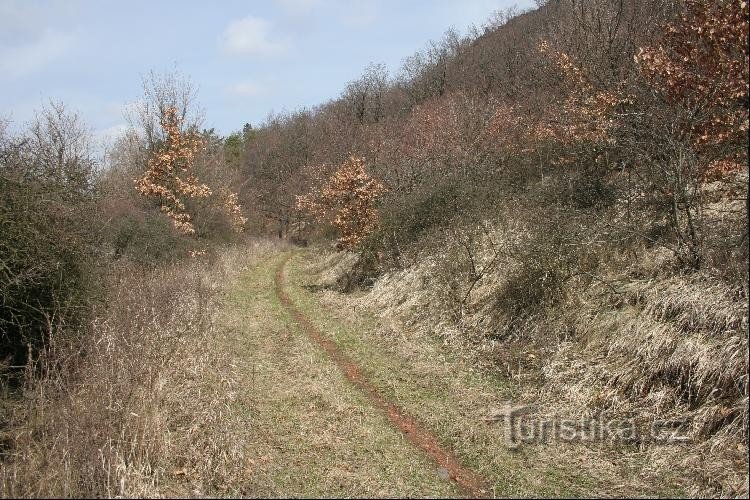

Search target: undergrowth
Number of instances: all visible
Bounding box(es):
[0,240,277,497]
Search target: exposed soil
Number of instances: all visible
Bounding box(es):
[275,252,491,498]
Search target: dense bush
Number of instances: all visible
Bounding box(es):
[109,212,190,265]
[0,107,100,370]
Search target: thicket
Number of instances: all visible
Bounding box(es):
[1,70,254,494]
[1,104,100,372]
[1,71,250,369]
[244,0,747,294]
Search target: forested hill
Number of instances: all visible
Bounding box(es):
[232,0,686,243]
[224,2,749,494]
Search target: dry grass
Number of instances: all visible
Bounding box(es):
[0,239,279,497]
[544,270,749,497]
[216,250,460,497]
[287,251,682,497]
[300,206,749,497]
[1,240,465,497]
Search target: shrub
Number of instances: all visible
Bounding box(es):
[0,177,94,368]
[0,248,256,497]
[0,106,99,370]
[109,212,190,265]
[494,208,596,318]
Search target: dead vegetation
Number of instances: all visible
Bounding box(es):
[0,241,276,497]
[304,177,748,496]
[1,1,747,497]
[543,270,748,496]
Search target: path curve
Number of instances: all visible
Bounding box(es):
[275,252,491,499]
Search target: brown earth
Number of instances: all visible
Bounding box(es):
[275,252,491,498]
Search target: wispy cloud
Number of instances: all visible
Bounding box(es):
[0,30,75,78]
[220,16,289,57]
[339,0,377,27]
[228,81,265,97]
[95,123,129,142]
[277,0,323,16]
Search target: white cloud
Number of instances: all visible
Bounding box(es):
[95,123,129,145]
[277,0,323,16]
[228,81,265,97]
[339,0,377,27]
[0,30,75,78]
[220,16,289,57]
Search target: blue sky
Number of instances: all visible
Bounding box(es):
[1,0,532,146]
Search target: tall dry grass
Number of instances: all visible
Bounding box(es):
[542,270,749,497]
[315,199,748,496]
[0,240,276,497]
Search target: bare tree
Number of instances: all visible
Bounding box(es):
[127,69,204,149]
[397,29,463,104]
[24,101,96,199]
[342,63,389,124]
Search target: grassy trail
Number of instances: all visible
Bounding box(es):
[222,248,683,497]
[274,252,489,497]
[220,250,461,497]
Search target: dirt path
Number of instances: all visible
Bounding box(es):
[221,247,681,497]
[219,251,462,497]
[274,252,490,498]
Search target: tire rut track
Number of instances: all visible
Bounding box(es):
[274,252,491,499]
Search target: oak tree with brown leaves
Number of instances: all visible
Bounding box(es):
[135,106,212,234]
[296,155,384,250]
[636,0,749,178]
